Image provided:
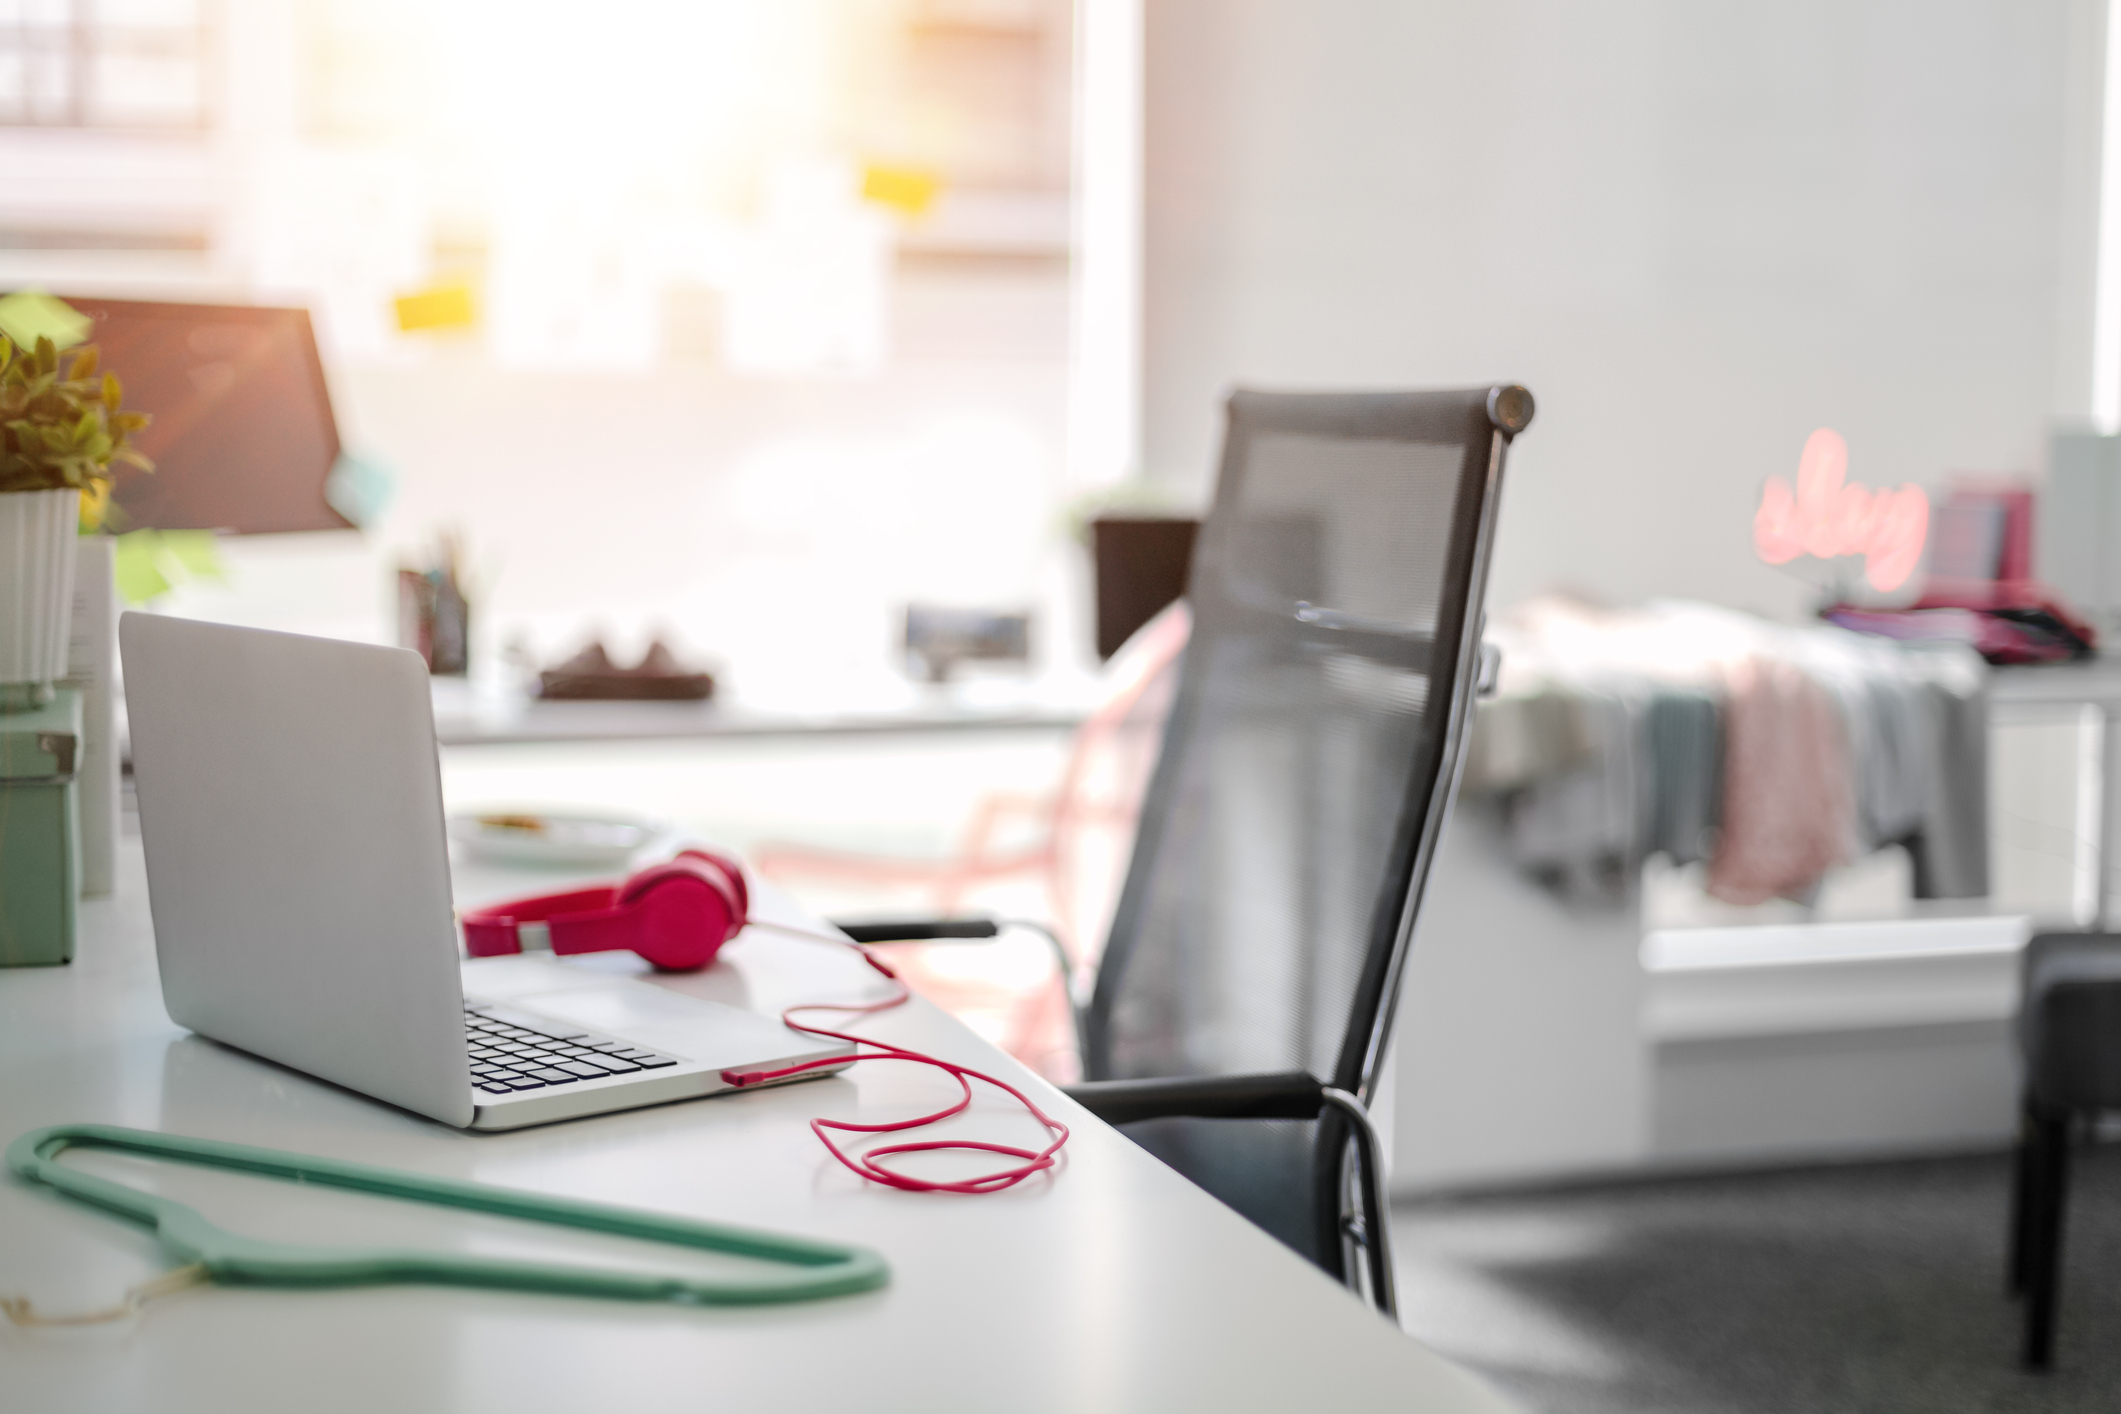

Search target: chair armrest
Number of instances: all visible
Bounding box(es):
[1061,1071,1324,1125]
[829,916,1084,1043]
[1066,1072,1400,1318]
[832,919,1001,944]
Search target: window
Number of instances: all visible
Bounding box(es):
[0,0,210,129]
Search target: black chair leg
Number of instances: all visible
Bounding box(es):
[2007,1092,2036,1296]
[2022,1107,2073,1371]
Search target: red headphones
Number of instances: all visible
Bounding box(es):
[466,842,1074,1195]
[460,848,749,972]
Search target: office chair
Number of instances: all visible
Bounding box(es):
[846,386,1533,1318]
[2007,930,2121,1368]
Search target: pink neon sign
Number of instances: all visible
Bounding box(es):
[1752,428,1929,593]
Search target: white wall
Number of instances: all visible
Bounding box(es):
[336,268,1082,703]
[1143,0,2104,619]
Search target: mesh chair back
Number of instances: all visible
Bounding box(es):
[1080,387,1527,1267]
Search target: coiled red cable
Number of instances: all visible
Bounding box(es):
[721,923,1071,1194]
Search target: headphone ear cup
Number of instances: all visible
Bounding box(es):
[674,848,748,921]
[615,852,748,971]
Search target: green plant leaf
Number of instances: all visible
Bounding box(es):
[163,530,225,582]
[112,532,172,604]
[0,326,149,493]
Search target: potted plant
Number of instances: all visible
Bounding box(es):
[0,335,150,709]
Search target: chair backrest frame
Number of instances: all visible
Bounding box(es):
[1082,385,1529,1105]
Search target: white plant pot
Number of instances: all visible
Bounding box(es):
[0,488,81,694]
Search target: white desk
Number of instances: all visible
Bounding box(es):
[428,677,1095,749]
[1,841,1519,1414]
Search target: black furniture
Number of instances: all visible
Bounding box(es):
[850,385,1532,1317]
[2008,930,2121,1368]
[1091,516,1199,661]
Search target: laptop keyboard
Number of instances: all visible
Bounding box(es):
[465,1003,679,1096]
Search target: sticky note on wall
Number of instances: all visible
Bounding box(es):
[0,291,91,350]
[860,166,944,218]
[394,285,478,333]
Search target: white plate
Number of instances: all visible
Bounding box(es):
[446,810,663,868]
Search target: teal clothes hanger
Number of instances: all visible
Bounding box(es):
[5,1124,888,1320]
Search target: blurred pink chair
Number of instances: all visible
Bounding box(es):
[751,603,1191,1075]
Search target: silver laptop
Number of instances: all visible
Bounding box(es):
[120,613,851,1131]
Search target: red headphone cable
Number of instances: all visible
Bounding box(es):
[723,918,1071,1195]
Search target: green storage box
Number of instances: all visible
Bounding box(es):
[0,688,80,966]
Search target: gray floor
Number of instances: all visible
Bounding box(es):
[1392,1146,2121,1413]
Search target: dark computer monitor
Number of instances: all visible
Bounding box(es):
[1091,516,1199,661]
[61,298,351,534]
